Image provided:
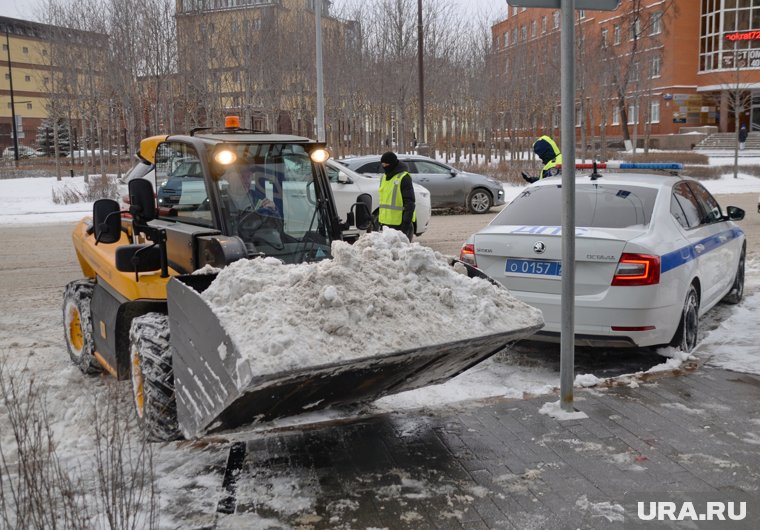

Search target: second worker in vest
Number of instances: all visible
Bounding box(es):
[521,135,562,184]
[378,151,416,241]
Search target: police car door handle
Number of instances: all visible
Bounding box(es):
[694,243,705,254]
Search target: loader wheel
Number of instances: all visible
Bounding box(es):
[129,313,180,442]
[62,279,102,374]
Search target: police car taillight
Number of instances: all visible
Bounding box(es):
[459,244,477,267]
[611,253,660,286]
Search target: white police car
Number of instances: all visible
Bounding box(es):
[460,164,746,352]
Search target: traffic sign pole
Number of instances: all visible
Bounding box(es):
[507,0,620,413]
[559,0,577,413]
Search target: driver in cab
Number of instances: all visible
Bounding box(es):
[226,163,279,217]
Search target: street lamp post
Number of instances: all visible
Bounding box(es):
[416,0,427,155]
[5,29,20,167]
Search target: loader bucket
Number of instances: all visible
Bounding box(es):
[167,267,542,439]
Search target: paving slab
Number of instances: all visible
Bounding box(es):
[213,367,760,529]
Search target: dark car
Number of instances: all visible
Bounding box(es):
[156,160,206,208]
[338,154,506,214]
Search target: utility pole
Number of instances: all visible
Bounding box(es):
[5,29,20,168]
[416,0,427,155]
[315,0,325,142]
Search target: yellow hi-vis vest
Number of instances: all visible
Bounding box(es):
[378,171,416,226]
[536,135,562,179]
[542,153,563,177]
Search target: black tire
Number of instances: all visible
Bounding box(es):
[129,313,181,442]
[467,188,492,214]
[62,279,102,374]
[723,245,745,305]
[670,284,700,353]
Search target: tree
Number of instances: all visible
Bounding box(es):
[600,1,676,149]
[35,117,70,156]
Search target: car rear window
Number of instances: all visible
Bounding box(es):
[493,183,659,228]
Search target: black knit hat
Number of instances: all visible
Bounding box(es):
[380,151,398,165]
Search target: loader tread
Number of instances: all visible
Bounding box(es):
[62,279,102,374]
[130,313,181,442]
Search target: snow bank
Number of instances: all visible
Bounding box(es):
[201,229,544,380]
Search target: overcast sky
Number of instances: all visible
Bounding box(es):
[1,0,504,24]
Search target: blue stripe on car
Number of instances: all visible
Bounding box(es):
[661,227,744,274]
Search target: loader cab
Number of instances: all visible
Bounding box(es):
[151,135,343,266]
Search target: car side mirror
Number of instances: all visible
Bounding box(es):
[128,178,156,223]
[337,171,353,184]
[352,193,373,230]
[726,206,745,221]
[449,169,458,177]
[92,199,122,244]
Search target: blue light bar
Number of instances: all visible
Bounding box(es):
[559,162,684,170]
[616,163,684,170]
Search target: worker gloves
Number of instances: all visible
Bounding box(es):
[521,172,539,184]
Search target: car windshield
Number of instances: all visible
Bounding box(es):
[493,183,659,229]
[214,143,333,263]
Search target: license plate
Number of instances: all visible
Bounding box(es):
[505,258,561,277]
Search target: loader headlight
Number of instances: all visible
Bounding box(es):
[214,149,237,165]
[309,148,330,163]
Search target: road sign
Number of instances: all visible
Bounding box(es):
[507,0,620,9]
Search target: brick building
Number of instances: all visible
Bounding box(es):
[491,1,760,140]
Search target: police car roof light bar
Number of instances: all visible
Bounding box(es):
[558,162,684,170]
[554,162,684,178]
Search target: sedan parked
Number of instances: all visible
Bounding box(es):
[460,171,746,352]
[339,154,505,214]
[324,159,431,237]
[2,145,37,159]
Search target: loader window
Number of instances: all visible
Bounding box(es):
[154,142,212,226]
[214,143,333,263]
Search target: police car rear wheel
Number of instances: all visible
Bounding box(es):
[723,246,745,305]
[671,285,699,353]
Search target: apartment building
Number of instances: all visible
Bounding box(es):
[1,16,108,153]
[175,0,359,135]
[1,17,55,150]
[492,1,760,138]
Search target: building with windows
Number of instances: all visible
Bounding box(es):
[175,0,359,135]
[1,16,107,153]
[1,17,56,150]
[492,0,760,141]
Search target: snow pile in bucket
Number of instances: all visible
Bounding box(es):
[201,228,543,379]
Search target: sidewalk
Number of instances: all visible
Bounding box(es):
[213,367,760,529]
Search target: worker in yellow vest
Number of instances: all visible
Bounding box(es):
[378,151,416,241]
[522,135,562,184]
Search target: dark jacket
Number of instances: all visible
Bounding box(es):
[739,128,748,143]
[382,161,416,227]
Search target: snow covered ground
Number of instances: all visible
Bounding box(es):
[0,169,759,527]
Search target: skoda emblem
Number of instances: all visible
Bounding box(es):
[533,241,546,254]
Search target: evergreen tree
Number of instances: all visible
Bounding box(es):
[36,118,71,156]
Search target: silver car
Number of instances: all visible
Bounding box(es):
[338,154,505,214]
